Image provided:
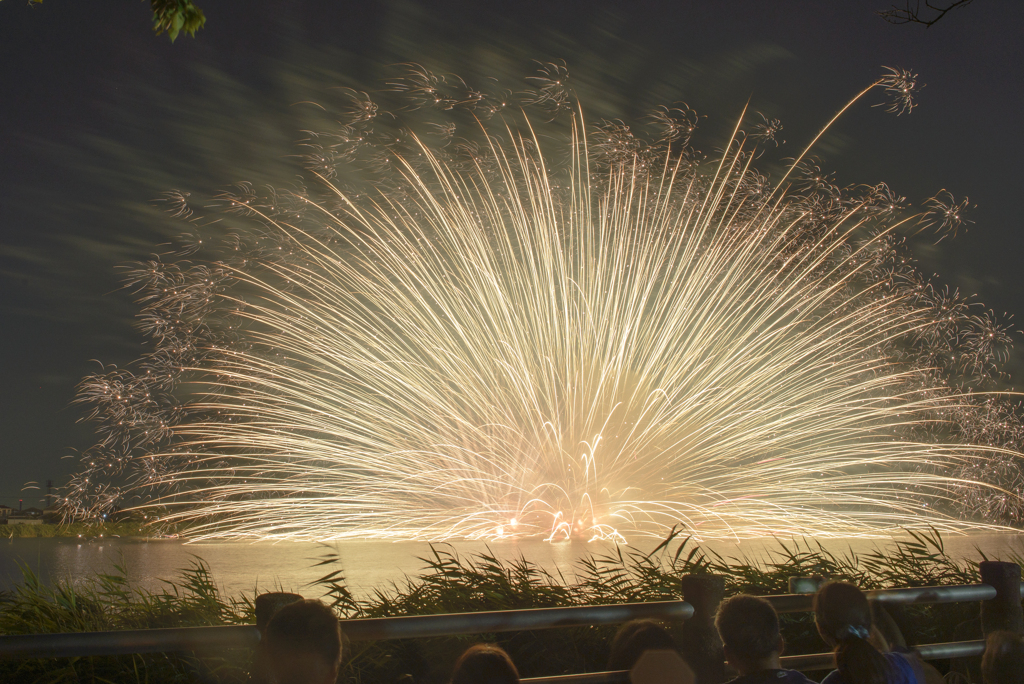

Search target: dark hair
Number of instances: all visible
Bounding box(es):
[813,582,890,684]
[265,599,343,684]
[451,644,519,684]
[715,594,781,667]
[607,619,677,671]
[982,631,1024,684]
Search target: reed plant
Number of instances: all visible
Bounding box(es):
[0,559,253,682]
[0,529,1016,683]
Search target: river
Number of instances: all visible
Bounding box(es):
[1,533,1022,601]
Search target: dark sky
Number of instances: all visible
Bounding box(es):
[1,0,1022,507]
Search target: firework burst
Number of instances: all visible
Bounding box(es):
[68,67,1024,541]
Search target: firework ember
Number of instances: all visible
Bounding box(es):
[67,66,1024,541]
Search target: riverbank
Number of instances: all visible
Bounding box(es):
[0,529,1018,684]
[4,530,1022,601]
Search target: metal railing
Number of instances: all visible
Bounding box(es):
[0,625,260,660]
[0,600,692,659]
[524,672,628,684]
[765,582,999,614]
[341,600,693,641]
[518,638,991,684]
[779,638,987,672]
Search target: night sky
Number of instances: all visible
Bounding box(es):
[1,0,1022,508]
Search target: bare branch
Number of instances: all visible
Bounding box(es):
[878,0,977,27]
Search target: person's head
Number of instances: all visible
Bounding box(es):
[607,619,678,671]
[982,631,1024,684]
[264,599,343,684]
[813,582,890,684]
[450,644,519,684]
[715,594,783,673]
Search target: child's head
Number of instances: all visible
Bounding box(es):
[714,594,783,673]
[451,644,519,684]
[607,619,678,670]
[813,581,872,647]
[264,599,343,684]
[982,631,1024,684]
[814,582,890,684]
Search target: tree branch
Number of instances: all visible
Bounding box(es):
[878,0,976,27]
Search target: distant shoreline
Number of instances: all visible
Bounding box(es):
[2,522,185,539]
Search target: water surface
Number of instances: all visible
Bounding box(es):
[2,534,1021,600]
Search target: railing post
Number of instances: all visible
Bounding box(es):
[980,561,1023,635]
[678,574,725,684]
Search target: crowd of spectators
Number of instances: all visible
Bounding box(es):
[257,581,1023,684]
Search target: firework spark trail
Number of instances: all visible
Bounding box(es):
[68,68,1024,541]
